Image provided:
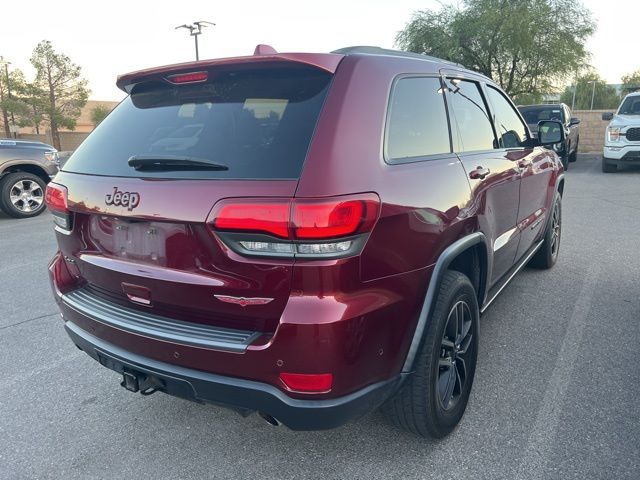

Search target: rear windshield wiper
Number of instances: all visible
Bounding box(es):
[127,155,229,171]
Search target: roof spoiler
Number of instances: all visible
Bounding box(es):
[116,45,343,93]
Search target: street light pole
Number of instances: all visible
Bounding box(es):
[0,56,16,138]
[175,21,215,61]
[589,80,596,111]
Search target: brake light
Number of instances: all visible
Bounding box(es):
[45,183,67,212]
[166,71,208,84]
[210,194,380,258]
[293,198,378,239]
[214,202,290,238]
[279,372,333,393]
[45,183,72,230]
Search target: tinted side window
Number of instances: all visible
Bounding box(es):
[486,86,529,148]
[386,77,451,162]
[445,79,496,152]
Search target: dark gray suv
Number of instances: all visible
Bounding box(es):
[518,103,580,171]
[0,139,58,218]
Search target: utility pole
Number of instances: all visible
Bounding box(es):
[2,59,15,137]
[0,56,14,138]
[175,21,215,61]
[0,72,9,138]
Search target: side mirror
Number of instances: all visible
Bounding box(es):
[602,112,614,121]
[537,120,565,146]
[569,117,580,126]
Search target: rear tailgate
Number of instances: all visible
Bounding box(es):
[53,61,335,334]
[55,173,297,333]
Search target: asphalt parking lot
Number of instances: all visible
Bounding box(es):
[1,154,638,480]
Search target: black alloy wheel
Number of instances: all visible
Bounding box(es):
[437,300,474,411]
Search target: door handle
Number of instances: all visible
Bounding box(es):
[469,166,490,180]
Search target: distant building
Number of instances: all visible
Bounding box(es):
[542,93,561,104]
[67,100,120,132]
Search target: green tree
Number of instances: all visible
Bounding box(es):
[22,84,46,134]
[621,69,640,94]
[0,71,12,137]
[90,104,111,127]
[396,0,595,99]
[30,40,89,150]
[559,72,620,110]
[0,68,28,137]
[0,69,45,133]
[514,92,544,105]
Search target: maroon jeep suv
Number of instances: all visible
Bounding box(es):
[46,46,565,437]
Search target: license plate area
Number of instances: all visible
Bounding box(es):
[88,216,188,266]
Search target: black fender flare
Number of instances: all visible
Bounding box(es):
[401,232,489,374]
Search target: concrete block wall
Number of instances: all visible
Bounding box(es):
[18,132,90,151]
[573,109,611,154]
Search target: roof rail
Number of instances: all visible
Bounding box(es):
[330,46,462,67]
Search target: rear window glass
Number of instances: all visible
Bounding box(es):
[518,106,565,124]
[63,66,332,179]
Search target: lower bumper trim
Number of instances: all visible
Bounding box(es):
[65,320,404,430]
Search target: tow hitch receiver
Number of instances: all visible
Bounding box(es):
[121,371,140,392]
[120,369,164,395]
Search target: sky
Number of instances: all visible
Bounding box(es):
[1,0,638,101]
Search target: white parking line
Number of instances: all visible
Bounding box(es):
[515,263,601,479]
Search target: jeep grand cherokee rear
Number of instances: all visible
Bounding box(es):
[47,46,564,437]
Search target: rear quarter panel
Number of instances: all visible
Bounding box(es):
[293,55,476,382]
[297,55,475,279]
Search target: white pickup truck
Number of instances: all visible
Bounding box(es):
[602,91,640,172]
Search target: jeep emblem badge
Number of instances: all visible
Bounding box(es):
[105,187,141,211]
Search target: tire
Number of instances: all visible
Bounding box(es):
[382,270,479,438]
[569,140,578,162]
[528,194,561,269]
[561,153,569,171]
[0,172,48,219]
[602,157,617,173]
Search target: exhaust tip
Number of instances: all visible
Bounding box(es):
[258,411,280,427]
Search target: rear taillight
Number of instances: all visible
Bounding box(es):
[214,201,290,239]
[292,198,378,239]
[45,183,72,230]
[210,193,380,258]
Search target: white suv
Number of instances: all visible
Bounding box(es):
[602,92,640,172]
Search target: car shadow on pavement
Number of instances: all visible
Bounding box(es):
[128,391,447,470]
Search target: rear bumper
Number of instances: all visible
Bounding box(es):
[65,320,404,430]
